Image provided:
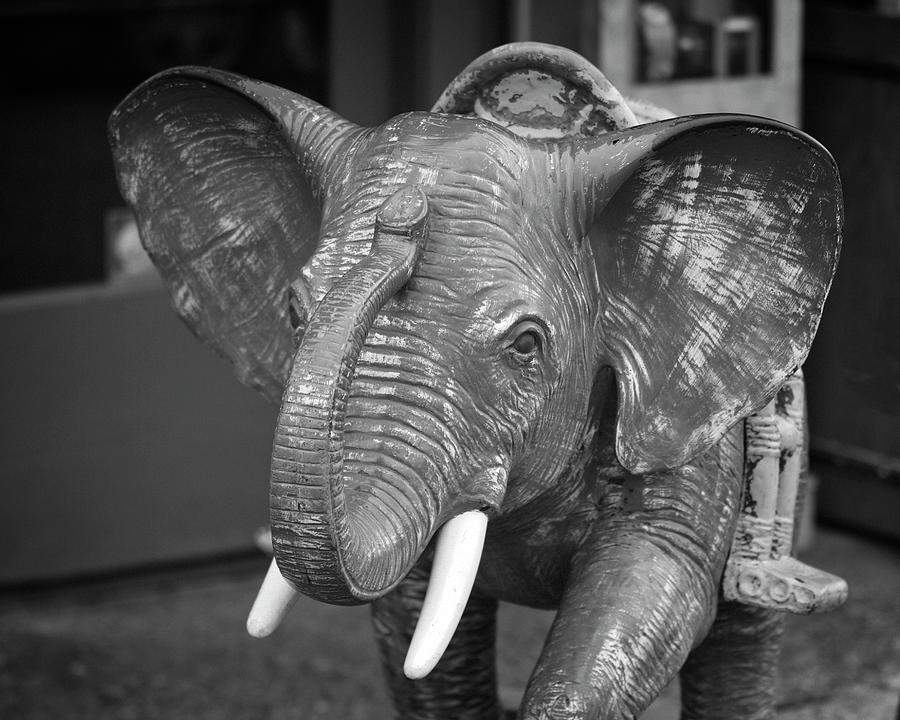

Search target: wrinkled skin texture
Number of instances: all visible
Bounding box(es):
[109,52,841,720]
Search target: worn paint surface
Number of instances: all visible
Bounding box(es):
[109,42,843,720]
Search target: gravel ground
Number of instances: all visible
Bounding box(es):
[0,528,897,719]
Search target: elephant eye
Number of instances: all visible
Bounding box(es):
[513,330,539,354]
[507,320,544,358]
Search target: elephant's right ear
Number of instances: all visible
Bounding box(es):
[109,68,362,402]
[570,115,842,474]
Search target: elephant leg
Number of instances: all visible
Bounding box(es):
[680,601,784,720]
[518,533,717,719]
[371,561,501,720]
[519,458,742,719]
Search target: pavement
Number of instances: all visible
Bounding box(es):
[1,527,897,719]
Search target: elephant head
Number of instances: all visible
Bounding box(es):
[109,43,841,695]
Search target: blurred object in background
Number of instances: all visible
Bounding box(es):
[636,0,770,83]
[716,14,760,76]
[877,0,900,17]
[637,3,678,80]
[103,209,155,285]
[676,11,714,77]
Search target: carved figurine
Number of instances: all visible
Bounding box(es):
[109,43,847,719]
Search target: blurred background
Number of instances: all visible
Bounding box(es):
[0,0,897,718]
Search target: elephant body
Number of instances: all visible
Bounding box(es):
[109,43,845,720]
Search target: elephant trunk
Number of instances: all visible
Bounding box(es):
[269,186,430,605]
[252,185,501,672]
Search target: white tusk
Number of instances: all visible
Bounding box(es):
[403,510,488,680]
[246,558,300,638]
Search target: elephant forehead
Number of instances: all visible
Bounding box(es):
[310,113,586,322]
[398,239,594,354]
[352,114,538,204]
[408,197,577,329]
[410,252,547,323]
[318,128,555,253]
[357,117,573,264]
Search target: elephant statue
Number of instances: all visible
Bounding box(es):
[109,42,847,719]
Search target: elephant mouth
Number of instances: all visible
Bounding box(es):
[246,185,507,679]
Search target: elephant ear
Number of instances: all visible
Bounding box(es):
[109,68,361,402]
[574,115,842,474]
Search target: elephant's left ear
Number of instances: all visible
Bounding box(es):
[572,115,842,474]
[109,68,361,402]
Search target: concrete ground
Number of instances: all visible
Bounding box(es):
[1,527,897,719]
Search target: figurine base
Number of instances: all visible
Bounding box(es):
[723,555,848,613]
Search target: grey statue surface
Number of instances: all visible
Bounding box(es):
[109,43,847,719]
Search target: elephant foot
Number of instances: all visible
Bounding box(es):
[722,555,848,613]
